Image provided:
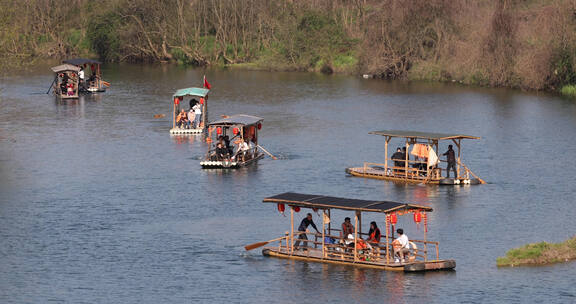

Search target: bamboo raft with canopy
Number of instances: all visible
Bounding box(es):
[246,192,455,272]
[50,64,81,99]
[62,58,109,93]
[170,87,210,135]
[200,114,267,168]
[346,130,485,185]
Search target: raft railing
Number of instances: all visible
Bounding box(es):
[270,232,441,264]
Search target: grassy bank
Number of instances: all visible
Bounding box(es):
[497,236,576,267]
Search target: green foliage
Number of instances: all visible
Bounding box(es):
[560,85,576,98]
[86,12,121,61]
[552,49,576,86]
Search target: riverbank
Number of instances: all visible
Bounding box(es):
[1,0,576,95]
[497,236,576,267]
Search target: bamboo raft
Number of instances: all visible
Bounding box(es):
[170,87,210,135]
[250,192,456,272]
[201,114,266,169]
[346,130,485,185]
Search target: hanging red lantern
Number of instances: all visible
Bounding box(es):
[277,203,285,213]
[233,127,239,135]
[174,97,180,105]
[389,213,398,225]
[90,64,95,71]
[216,127,222,135]
[257,123,262,130]
[200,97,205,105]
[293,206,300,212]
[413,211,422,223]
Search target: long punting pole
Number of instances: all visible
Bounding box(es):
[452,138,461,179]
[290,207,294,254]
[357,211,362,236]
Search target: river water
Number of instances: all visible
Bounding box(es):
[1,63,575,303]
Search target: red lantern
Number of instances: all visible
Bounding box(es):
[390,213,397,225]
[90,64,95,71]
[293,206,300,212]
[277,203,285,213]
[174,97,180,105]
[257,123,262,130]
[200,97,205,105]
[413,211,422,223]
[216,127,222,135]
[233,127,239,135]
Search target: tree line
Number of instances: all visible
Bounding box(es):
[1,0,575,93]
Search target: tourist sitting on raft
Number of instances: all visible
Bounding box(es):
[213,142,230,161]
[234,139,252,161]
[176,109,190,129]
[392,228,410,263]
[340,217,354,239]
[367,221,381,245]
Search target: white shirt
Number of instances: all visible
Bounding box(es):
[193,104,202,114]
[79,70,85,80]
[188,109,195,121]
[239,141,249,151]
[396,234,409,249]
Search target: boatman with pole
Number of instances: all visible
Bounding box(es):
[294,213,320,250]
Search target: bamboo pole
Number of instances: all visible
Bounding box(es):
[384,136,389,173]
[424,212,428,262]
[354,213,358,262]
[404,139,409,179]
[385,215,390,264]
[322,209,326,258]
[290,207,294,254]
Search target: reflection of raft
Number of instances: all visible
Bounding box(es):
[346,130,485,185]
[257,192,456,273]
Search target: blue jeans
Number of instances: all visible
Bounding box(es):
[194,113,202,128]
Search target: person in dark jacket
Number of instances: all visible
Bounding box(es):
[214,142,229,161]
[443,144,457,178]
[391,147,404,168]
[294,213,320,250]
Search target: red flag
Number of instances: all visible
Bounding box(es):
[203,75,211,90]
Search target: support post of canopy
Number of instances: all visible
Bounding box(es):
[322,209,326,258]
[357,211,362,236]
[458,138,462,178]
[452,138,461,179]
[404,139,409,179]
[172,101,176,129]
[290,207,294,255]
[328,209,331,235]
[385,215,390,264]
[354,213,358,262]
[384,136,390,173]
[424,212,428,262]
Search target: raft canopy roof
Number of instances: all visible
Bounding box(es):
[51,64,81,73]
[369,130,480,140]
[63,58,102,65]
[173,87,210,98]
[263,192,432,213]
[208,114,263,127]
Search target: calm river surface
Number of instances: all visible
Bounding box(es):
[1,63,575,303]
